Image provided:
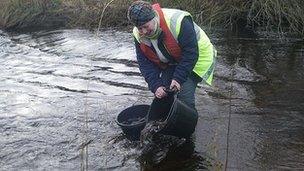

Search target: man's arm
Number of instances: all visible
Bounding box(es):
[134,40,163,93]
[173,16,199,85]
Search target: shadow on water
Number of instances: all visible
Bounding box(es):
[208,31,304,170]
[138,137,215,171]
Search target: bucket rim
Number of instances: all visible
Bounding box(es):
[116,104,149,127]
[116,116,146,127]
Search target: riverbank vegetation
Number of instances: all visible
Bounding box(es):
[0,0,303,36]
[0,0,130,31]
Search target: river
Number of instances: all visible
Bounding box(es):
[0,29,303,170]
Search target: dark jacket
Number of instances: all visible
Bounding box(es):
[134,16,199,93]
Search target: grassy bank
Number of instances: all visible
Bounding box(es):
[0,0,66,31]
[161,0,304,35]
[1,0,303,36]
[0,0,130,31]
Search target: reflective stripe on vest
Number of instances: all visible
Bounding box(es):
[133,6,215,85]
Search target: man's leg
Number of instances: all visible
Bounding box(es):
[178,77,198,109]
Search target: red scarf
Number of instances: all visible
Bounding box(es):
[138,3,182,69]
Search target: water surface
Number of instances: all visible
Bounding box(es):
[0,29,303,170]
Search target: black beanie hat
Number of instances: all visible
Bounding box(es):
[127,1,156,27]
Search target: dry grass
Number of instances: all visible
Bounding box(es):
[0,0,130,30]
[1,0,303,36]
[61,0,130,28]
[0,0,63,30]
[247,0,304,34]
[159,0,304,35]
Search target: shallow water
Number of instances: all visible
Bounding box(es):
[0,29,303,170]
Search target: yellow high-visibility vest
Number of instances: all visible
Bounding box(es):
[133,8,216,85]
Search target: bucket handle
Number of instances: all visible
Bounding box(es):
[164,87,179,97]
[145,88,179,123]
[144,87,179,125]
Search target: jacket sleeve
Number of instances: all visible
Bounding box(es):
[134,39,163,93]
[173,16,199,84]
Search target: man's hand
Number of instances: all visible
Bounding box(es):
[170,79,181,92]
[155,86,167,99]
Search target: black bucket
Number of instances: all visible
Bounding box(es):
[116,105,149,141]
[147,93,198,138]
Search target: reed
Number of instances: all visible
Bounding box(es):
[0,0,63,30]
[60,0,130,28]
[158,0,304,35]
[1,0,303,36]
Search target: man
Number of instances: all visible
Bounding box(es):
[127,1,216,109]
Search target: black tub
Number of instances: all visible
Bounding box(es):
[116,104,149,141]
[117,92,198,140]
[147,93,198,138]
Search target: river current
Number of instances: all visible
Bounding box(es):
[0,29,303,170]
